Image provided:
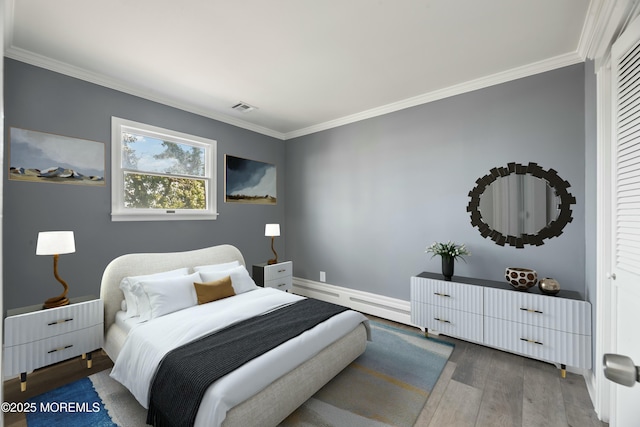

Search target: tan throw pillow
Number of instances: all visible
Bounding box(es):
[193,276,235,304]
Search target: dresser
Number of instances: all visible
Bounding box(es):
[4,296,104,391]
[410,272,591,377]
[252,261,293,291]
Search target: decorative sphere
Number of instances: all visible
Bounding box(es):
[505,267,537,291]
[539,278,560,295]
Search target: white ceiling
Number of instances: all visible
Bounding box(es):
[5,0,596,139]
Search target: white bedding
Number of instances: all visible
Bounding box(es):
[114,310,142,333]
[110,287,368,427]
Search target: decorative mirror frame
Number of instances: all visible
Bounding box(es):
[466,162,576,248]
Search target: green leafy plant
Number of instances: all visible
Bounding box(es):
[426,241,470,262]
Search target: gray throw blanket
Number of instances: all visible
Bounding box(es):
[146,298,349,427]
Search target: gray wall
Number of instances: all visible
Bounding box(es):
[3,59,590,311]
[285,64,587,300]
[3,59,286,311]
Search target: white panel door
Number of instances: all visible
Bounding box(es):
[610,14,640,427]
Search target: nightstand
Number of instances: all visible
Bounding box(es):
[253,261,293,292]
[4,296,104,391]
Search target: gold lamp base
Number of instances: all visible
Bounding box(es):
[43,295,70,309]
[43,254,70,309]
[267,236,278,265]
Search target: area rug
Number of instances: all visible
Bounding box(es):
[279,322,454,426]
[26,321,453,427]
[25,376,117,427]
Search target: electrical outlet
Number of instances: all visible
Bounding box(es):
[320,271,326,282]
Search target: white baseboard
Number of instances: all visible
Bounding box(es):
[585,369,609,423]
[292,277,413,326]
[586,369,598,410]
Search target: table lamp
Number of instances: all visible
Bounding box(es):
[36,231,75,309]
[265,224,280,265]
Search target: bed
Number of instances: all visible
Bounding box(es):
[100,244,369,427]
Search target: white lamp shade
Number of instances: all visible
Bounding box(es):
[36,231,76,255]
[265,224,280,237]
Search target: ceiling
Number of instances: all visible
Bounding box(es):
[5,0,596,139]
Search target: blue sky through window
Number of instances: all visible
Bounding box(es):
[122,132,205,176]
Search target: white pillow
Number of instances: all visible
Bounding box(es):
[200,265,258,295]
[193,260,240,273]
[139,272,202,320]
[120,267,189,318]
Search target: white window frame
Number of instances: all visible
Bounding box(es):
[111,117,218,221]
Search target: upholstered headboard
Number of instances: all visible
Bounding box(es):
[99,245,245,331]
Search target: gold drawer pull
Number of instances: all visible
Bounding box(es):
[434,317,451,324]
[47,318,73,326]
[47,344,73,354]
[520,338,543,345]
[434,292,451,298]
[519,308,543,314]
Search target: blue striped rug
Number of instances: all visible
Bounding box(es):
[280,322,454,426]
[26,321,453,427]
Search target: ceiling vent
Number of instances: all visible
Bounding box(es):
[231,102,257,113]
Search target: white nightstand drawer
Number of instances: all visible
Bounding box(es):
[411,302,483,343]
[411,276,483,314]
[4,324,103,376]
[483,317,591,369]
[263,261,292,281]
[483,287,591,335]
[264,276,292,292]
[4,299,103,346]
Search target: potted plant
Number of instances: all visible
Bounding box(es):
[426,241,470,281]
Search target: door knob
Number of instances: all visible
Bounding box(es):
[603,354,640,387]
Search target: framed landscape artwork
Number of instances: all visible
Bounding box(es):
[9,127,105,186]
[225,155,276,204]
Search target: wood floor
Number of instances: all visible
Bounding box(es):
[371,316,607,427]
[3,318,606,427]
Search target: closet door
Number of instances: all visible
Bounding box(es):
[609,14,640,427]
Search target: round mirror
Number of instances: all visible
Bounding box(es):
[467,162,576,248]
[478,174,560,236]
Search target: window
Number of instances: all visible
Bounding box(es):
[111,117,217,221]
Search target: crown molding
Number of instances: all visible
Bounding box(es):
[577,0,605,60]
[4,46,287,140]
[5,44,584,142]
[580,0,640,63]
[284,51,584,140]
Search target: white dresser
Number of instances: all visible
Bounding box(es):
[4,296,104,391]
[411,273,591,377]
[252,261,293,291]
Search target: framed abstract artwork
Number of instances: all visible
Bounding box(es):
[9,127,105,186]
[225,155,276,204]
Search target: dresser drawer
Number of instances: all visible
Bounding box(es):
[4,299,104,346]
[263,261,292,281]
[483,287,591,335]
[411,302,483,343]
[483,317,591,369]
[264,276,292,292]
[4,324,104,376]
[411,276,483,314]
